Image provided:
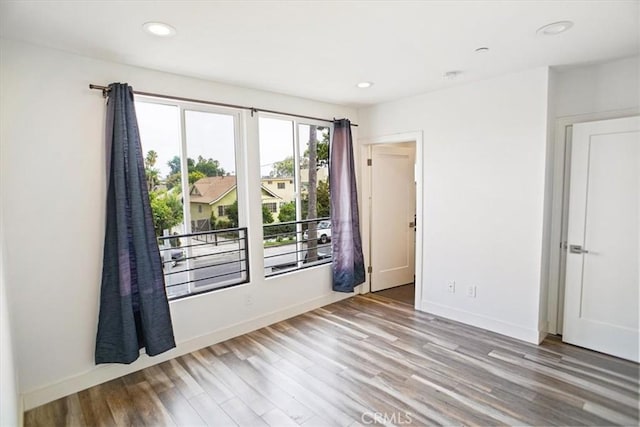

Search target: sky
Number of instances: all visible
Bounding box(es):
[135,100,324,180]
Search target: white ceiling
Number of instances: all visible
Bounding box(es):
[1,1,638,107]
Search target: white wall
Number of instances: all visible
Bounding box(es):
[358,68,551,343]
[554,56,640,118]
[0,39,357,410]
[0,229,20,426]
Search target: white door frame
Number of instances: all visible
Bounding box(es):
[546,108,640,335]
[359,131,424,310]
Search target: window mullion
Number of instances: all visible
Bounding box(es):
[293,120,304,267]
[178,106,194,295]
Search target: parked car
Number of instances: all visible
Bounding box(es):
[169,249,185,267]
[303,220,332,244]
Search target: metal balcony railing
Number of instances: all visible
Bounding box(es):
[263,217,332,277]
[158,227,249,300]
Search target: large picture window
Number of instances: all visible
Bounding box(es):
[136,98,248,299]
[259,115,332,276]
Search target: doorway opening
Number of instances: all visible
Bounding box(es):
[548,113,639,362]
[373,284,415,305]
[547,109,639,337]
[360,131,423,309]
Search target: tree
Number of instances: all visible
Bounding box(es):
[303,127,329,170]
[165,172,182,191]
[262,205,275,224]
[193,156,225,177]
[278,202,296,223]
[149,190,183,236]
[306,125,319,262]
[226,200,238,227]
[144,150,160,191]
[165,155,227,188]
[270,156,294,177]
[167,155,181,175]
[188,170,206,184]
[209,211,217,230]
[146,169,159,192]
[145,150,158,170]
[316,180,330,218]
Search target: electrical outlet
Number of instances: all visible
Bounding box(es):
[466,285,477,298]
[447,281,455,293]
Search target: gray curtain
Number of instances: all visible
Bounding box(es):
[95,83,176,364]
[330,119,365,292]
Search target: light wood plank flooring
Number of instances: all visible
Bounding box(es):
[25,294,639,426]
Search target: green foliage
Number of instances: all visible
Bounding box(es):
[167,156,181,175]
[302,127,330,169]
[209,211,217,229]
[145,150,158,169]
[263,223,295,239]
[270,156,294,178]
[149,190,183,236]
[315,127,330,168]
[193,155,225,177]
[262,204,275,224]
[226,200,238,227]
[144,150,160,191]
[300,179,330,219]
[165,172,182,191]
[278,201,296,223]
[188,170,206,184]
[316,180,330,218]
[215,219,233,230]
[165,155,226,185]
[145,168,159,191]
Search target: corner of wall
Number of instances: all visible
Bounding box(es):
[537,67,558,338]
[0,234,21,426]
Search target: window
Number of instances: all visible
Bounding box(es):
[136,98,248,299]
[264,202,277,213]
[259,115,332,276]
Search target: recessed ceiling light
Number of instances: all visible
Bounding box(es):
[443,71,462,80]
[536,21,574,36]
[475,47,490,53]
[143,22,177,37]
[356,81,373,88]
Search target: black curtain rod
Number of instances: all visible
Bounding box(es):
[89,84,358,127]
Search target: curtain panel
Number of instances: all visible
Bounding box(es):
[95,83,176,364]
[330,119,366,292]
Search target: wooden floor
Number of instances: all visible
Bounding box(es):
[374,283,415,305]
[25,294,639,426]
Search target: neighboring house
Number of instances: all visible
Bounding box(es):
[262,167,328,202]
[261,177,295,203]
[189,176,282,230]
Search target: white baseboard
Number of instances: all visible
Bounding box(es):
[537,330,549,344]
[422,301,542,344]
[22,291,352,411]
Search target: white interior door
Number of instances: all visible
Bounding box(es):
[563,116,639,362]
[370,144,416,292]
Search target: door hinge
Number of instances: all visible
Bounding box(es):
[367,266,373,274]
[367,158,372,166]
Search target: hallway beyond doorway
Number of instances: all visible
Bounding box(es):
[373,283,414,305]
